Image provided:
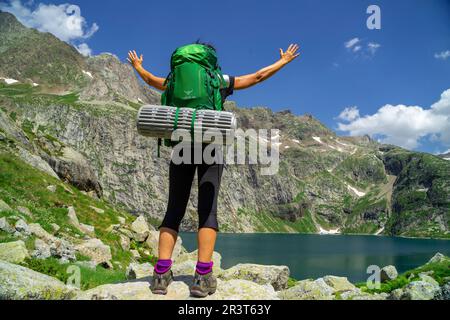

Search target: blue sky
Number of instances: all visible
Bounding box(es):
[1,0,449,153]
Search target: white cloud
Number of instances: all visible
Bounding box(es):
[337,89,450,150]
[0,0,97,54]
[367,42,381,55]
[345,38,360,49]
[434,50,450,60]
[353,45,362,53]
[76,43,92,57]
[344,38,381,57]
[338,106,360,122]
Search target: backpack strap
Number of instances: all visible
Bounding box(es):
[174,107,181,131]
[157,138,162,158]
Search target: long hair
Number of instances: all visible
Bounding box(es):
[195,39,217,52]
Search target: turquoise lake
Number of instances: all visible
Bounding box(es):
[179,233,450,282]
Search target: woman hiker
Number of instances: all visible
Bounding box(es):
[128,42,300,297]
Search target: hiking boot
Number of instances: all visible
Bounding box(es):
[150,269,173,295]
[190,271,217,298]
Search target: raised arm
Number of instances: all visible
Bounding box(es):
[127,50,166,91]
[234,44,300,90]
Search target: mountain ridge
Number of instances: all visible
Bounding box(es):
[0,12,448,238]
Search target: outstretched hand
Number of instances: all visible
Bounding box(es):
[279,44,300,64]
[127,50,143,69]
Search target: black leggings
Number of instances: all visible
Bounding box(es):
[159,146,224,233]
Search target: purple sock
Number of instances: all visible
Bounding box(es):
[196,261,214,275]
[154,259,172,274]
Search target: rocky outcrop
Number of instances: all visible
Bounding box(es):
[77,281,189,300]
[322,276,356,293]
[219,264,290,291]
[0,217,14,233]
[131,215,152,242]
[75,238,112,267]
[0,260,77,300]
[28,223,76,262]
[32,239,51,259]
[80,53,161,104]
[46,147,102,197]
[0,240,29,263]
[126,262,153,280]
[0,249,448,300]
[380,265,398,282]
[17,147,60,179]
[67,206,96,237]
[77,278,279,300]
[427,252,449,264]
[206,279,278,300]
[278,279,335,300]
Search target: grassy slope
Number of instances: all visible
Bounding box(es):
[0,151,153,289]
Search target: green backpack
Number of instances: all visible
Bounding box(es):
[158,44,226,155]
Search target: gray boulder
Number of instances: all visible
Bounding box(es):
[0,240,29,263]
[0,217,14,233]
[427,252,449,265]
[75,238,112,266]
[278,279,334,300]
[119,234,130,251]
[14,219,30,236]
[45,146,103,197]
[67,206,95,237]
[434,282,450,300]
[131,215,152,242]
[400,280,440,300]
[172,260,196,276]
[126,263,153,279]
[16,147,59,179]
[49,238,76,263]
[206,279,279,300]
[32,238,51,259]
[28,223,75,262]
[28,223,55,243]
[77,281,189,300]
[380,265,398,282]
[51,223,60,233]
[388,288,404,300]
[0,260,76,300]
[219,263,290,291]
[341,289,388,300]
[322,276,356,292]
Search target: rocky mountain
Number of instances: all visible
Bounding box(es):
[439,152,450,160]
[0,11,448,238]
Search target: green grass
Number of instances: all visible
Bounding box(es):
[21,257,127,290]
[0,151,137,268]
[357,258,450,294]
[239,207,317,233]
[287,277,298,288]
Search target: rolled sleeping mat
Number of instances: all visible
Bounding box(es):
[137,105,237,145]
